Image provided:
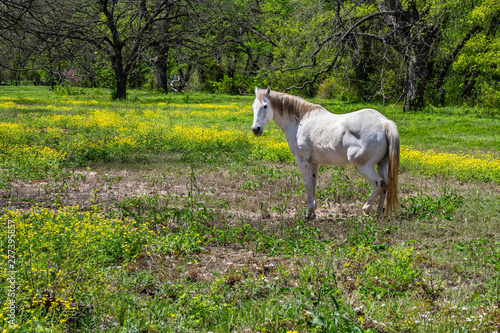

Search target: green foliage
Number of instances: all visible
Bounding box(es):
[152,225,204,255]
[401,188,463,221]
[210,74,257,95]
[476,82,500,109]
[93,68,116,89]
[201,219,328,256]
[317,75,359,101]
[469,0,500,24]
[53,85,85,96]
[0,145,67,181]
[345,216,393,251]
[3,0,500,108]
[454,35,500,76]
[486,242,500,301]
[361,245,421,298]
[256,220,328,256]
[250,142,293,163]
[0,205,153,329]
[342,244,421,299]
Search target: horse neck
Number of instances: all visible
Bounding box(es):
[269,93,298,132]
[270,93,319,132]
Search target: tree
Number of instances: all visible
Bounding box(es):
[95,0,191,98]
[2,0,498,108]
[0,0,34,31]
[259,0,499,110]
[0,0,37,84]
[17,0,193,98]
[453,5,500,102]
[162,0,273,94]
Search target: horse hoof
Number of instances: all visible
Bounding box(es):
[306,211,316,219]
[362,205,371,216]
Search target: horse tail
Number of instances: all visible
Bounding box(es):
[383,120,400,215]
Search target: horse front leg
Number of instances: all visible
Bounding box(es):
[295,156,319,219]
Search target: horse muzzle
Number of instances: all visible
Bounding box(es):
[251,126,263,136]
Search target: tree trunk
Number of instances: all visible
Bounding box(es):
[403,25,438,111]
[115,72,127,99]
[377,1,440,111]
[438,88,445,107]
[353,29,377,98]
[156,47,169,93]
[112,54,127,99]
[404,54,431,112]
[461,69,478,100]
[155,9,170,94]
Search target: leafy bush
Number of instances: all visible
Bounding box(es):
[0,205,153,329]
[255,219,328,256]
[401,188,463,221]
[0,145,67,181]
[54,84,85,96]
[152,226,204,255]
[317,76,358,101]
[210,74,257,95]
[361,245,421,298]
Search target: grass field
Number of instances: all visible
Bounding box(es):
[0,86,499,332]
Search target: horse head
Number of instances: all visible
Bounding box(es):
[251,86,273,136]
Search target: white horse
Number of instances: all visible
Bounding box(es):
[251,87,399,218]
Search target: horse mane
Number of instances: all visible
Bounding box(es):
[258,90,321,122]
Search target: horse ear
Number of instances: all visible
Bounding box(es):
[265,86,271,96]
[254,86,259,95]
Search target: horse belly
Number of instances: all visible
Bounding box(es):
[309,146,350,165]
[296,125,350,165]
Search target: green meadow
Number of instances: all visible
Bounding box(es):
[0,86,499,332]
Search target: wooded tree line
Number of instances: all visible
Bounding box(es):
[1,0,499,110]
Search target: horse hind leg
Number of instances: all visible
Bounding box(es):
[376,159,389,215]
[356,164,386,216]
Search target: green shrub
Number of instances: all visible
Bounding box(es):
[361,245,420,298]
